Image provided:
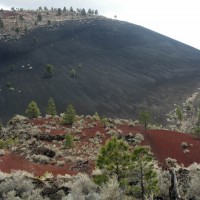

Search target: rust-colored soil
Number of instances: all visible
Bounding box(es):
[0,151,79,176]
[1,118,200,176]
[143,130,200,167]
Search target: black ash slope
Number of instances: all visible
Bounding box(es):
[0,18,200,122]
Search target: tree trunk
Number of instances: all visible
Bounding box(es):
[140,164,145,200]
[169,168,182,200]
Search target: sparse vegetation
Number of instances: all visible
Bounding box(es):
[19,15,24,21]
[1,8,200,199]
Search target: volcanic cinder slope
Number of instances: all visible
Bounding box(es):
[0,17,200,122]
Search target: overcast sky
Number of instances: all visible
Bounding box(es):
[1,0,200,49]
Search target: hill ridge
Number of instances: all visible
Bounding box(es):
[0,17,200,122]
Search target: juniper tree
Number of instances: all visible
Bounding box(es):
[46,97,57,117]
[25,101,41,119]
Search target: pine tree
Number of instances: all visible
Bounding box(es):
[129,146,158,200]
[0,121,2,131]
[70,6,73,12]
[139,110,151,130]
[192,127,200,140]
[62,104,76,125]
[64,134,74,148]
[176,106,183,122]
[97,137,130,183]
[25,101,41,119]
[37,13,42,21]
[81,8,86,16]
[44,64,54,78]
[95,10,98,15]
[88,8,92,14]
[0,17,4,29]
[57,8,62,16]
[46,97,57,117]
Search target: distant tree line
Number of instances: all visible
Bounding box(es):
[35,6,99,16]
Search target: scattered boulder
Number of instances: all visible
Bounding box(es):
[34,134,65,141]
[32,146,55,158]
[0,149,5,156]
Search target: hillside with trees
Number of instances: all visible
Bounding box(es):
[0,8,200,123]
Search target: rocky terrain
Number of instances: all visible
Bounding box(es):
[0,8,98,41]
[1,114,200,199]
[1,113,200,175]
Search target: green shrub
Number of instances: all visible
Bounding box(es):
[92,112,100,121]
[0,139,6,149]
[70,69,76,78]
[15,27,20,33]
[37,13,42,21]
[6,81,12,88]
[64,134,73,148]
[93,174,109,185]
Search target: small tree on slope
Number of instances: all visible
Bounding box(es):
[62,104,76,125]
[46,97,57,117]
[139,110,151,130]
[25,101,41,119]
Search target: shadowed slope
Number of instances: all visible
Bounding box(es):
[0,18,200,122]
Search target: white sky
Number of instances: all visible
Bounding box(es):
[0,0,200,49]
